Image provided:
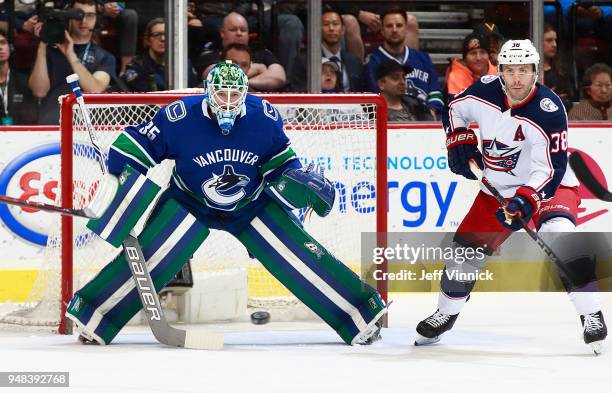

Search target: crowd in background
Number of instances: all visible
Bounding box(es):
[0,0,610,124]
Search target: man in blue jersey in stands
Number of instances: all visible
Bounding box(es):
[365,6,443,119]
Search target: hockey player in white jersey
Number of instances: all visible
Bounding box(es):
[65,61,387,346]
[415,40,607,353]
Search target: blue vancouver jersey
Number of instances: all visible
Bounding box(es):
[442,75,578,200]
[365,46,443,112]
[108,94,301,214]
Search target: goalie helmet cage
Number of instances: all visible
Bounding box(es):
[52,92,387,334]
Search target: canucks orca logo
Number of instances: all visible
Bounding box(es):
[483,138,522,175]
[202,165,250,206]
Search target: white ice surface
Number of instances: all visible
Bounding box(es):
[1,292,611,393]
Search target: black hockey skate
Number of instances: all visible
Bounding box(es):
[414,309,459,346]
[580,311,607,355]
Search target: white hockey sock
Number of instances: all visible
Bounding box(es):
[438,291,468,315]
[568,284,603,316]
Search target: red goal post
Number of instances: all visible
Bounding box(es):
[57,92,388,334]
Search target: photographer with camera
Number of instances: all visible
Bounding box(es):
[29,0,115,124]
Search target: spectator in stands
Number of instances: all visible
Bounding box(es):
[321,57,341,93]
[321,8,364,92]
[97,2,138,75]
[221,43,269,93]
[198,12,286,91]
[569,63,612,121]
[365,6,443,118]
[376,61,433,122]
[474,22,504,66]
[543,24,575,110]
[198,2,303,79]
[446,32,497,102]
[29,0,115,125]
[545,0,612,37]
[222,43,252,78]
[0,28,37,124]
[332,6,381,62]
[289,6,365,92]
[331,6,420,59]
[122,18,197,92]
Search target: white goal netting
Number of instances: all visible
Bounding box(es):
[0,93,386,332]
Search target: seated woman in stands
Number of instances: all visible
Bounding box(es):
[569,63,612,121]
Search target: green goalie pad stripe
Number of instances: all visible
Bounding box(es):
[73,199,210,343]
[87,165,162,247]
[111,133,157,169]
[258,146,296,178]
[238,202,385,344]
[262,202,383,319]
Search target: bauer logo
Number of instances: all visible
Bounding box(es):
[0,143,61,246]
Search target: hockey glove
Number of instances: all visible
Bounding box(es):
[268,163,335,217]
[446,127,483,180]
[495,186,541,231]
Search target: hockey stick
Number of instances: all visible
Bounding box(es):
[66,75,223,349]
[123,234,223,349]
[569,151,612,202]
[0,194,92,218]
[468,160,578,282]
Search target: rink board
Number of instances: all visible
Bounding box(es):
[0,123,611,301]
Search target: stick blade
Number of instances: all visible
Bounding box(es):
[184,329,224,350]
[569,152,612,202]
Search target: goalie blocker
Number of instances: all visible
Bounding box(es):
[67,165,387,345]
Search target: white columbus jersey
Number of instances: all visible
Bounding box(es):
[442,75,578,200]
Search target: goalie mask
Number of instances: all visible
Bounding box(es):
[205,61,249,135]
[497,39,540,103]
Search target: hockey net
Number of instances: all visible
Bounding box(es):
[0,92,387,333]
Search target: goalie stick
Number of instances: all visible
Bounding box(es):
[569,151,612,202]
[0,194,92,218]
[468,160,578,283]
[66,74,223,350]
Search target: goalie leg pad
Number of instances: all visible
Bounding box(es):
[267,165,335,217]
[86,165,162,248]
[238,201,386,345]
[66,199,210,344]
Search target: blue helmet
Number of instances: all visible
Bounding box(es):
[205,61,249,134]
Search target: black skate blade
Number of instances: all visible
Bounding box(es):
[414,333,440,346]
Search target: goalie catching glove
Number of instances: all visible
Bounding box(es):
[267,163,335,217]
[446,127,483,180]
